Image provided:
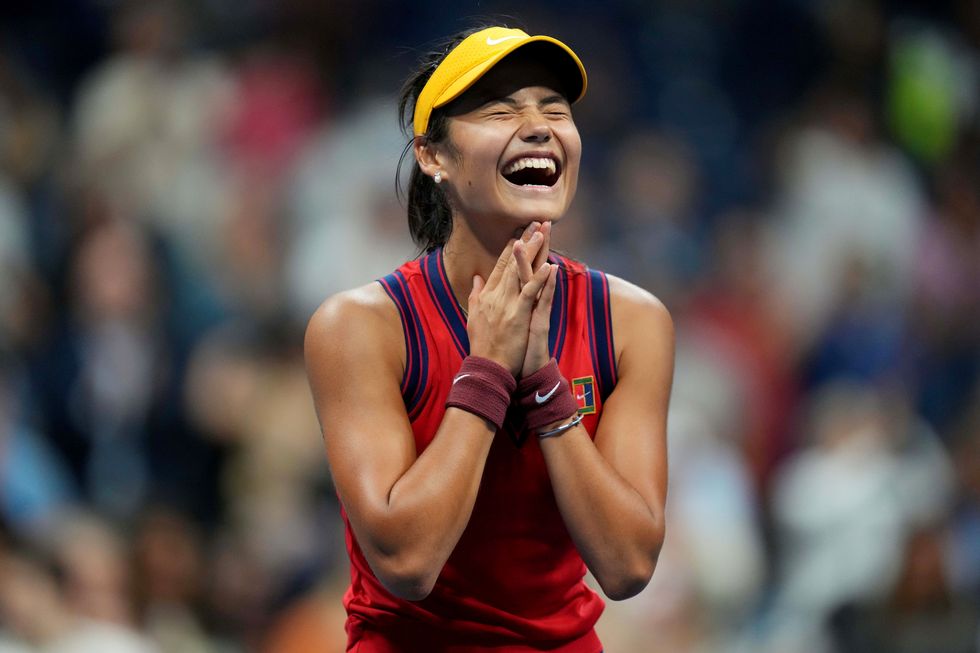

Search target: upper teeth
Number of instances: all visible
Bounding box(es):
[503,157,557,176]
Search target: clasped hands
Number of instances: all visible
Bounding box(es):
[466,221,557,379]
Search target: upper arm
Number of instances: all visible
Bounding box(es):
[594,276,674,517]
[304,284,416,551]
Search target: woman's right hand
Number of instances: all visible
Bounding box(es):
[467,224,552,376]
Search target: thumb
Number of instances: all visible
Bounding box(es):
[470,274,484,302]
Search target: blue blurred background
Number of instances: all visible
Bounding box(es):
[0,1,978,651]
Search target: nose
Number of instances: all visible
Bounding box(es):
[519,114,551,143]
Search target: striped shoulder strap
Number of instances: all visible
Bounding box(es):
[585,268,617,401]
[378,270,428,419]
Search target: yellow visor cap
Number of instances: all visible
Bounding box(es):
[413,26,588,136]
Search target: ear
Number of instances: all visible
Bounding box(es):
[414,136,448,180]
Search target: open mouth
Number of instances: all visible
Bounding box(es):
[501,156,562,188]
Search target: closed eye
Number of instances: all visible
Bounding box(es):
[481,106,515,117]
[542,102,571,117]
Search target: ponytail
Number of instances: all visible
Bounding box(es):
[396,26,493,252]
[402,155,453,252]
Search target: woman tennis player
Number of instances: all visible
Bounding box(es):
[305,25,673,652]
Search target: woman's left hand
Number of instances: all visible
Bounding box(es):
[514,221,557,378]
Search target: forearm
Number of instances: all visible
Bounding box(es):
[354,408,496,598]
[540,425,664,600]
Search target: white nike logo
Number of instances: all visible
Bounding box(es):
[486,35,521,46]
[453,374,471,385]
[576,393,585,401]
[535,382,561,404]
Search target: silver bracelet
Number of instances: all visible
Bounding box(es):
[537,414,584,439]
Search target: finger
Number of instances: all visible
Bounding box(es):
[519,256,553,307]
[519,228,545,271]
[470,274,484,301]
[512,221,541,286]
[510,231,542,288]
[516,221,541,242]
[531,264,558,329]
[484,239,516,291]
[514,238,535,286]
[531,221,551,271]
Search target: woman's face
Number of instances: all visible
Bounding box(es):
[429,56,582,229]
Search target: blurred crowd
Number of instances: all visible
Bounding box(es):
[0,1,978,652]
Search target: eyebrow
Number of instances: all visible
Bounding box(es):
[484,94,570,109]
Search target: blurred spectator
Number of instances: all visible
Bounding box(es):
[0,352,76,543]
[284,98,415,320]
[802,250,907,387]
[813,0,885,84]
[180,318,327,651]
[70,0,235,279]
[0,542,157,653]
[830,527,980,653]
[0,53,60,190]
[52,513,135,628]
[910,136,980,433]
[205,528,275,650]
[947,389,980,600]
[211,175,287,321]
[769,82,925,350]
[685,210,798,491]
[30,218,220,522]
[592,128,703,308]
[38,218,161,519]
[0,176,32,349]
[131,507,217,653]
[762,380,953,649]
[184,322,328,579]
[220,46,324,183]
[886,22,978,166]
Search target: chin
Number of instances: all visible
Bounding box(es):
[499,191,572,223]
[502,206,567,227]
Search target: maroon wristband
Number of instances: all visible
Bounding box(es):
[514,359,578,432]
[445,356,517,430]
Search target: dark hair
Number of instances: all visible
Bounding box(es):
[396,27,493,252]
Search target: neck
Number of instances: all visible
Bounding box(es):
[441,215,526,313]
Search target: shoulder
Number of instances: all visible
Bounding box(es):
[304,281,403,372]
[604,273,675,359]
[557,257,673,351]
[605,274,672,324]
[306,281,399,338]
[558,255,669,320]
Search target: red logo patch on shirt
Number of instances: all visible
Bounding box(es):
[572,376,597,415]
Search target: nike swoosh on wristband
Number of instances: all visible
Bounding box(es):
[486,35,522,45]
[453,374,471,385]
[535,381,562,404]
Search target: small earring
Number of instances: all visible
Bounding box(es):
[434,171,442,184]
